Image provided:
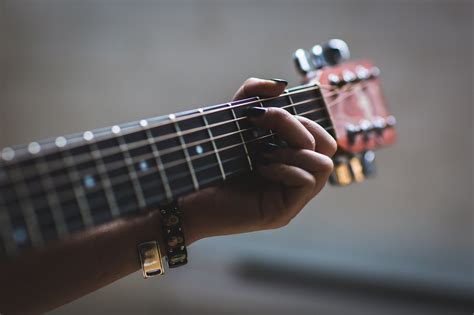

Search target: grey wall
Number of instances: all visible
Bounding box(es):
[1,1,472,314]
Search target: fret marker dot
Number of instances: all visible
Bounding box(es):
[140,120,148,127]
[55,136,67,148]
[139,160,149,172]
[1,147,15,161]
[28,142,41,155]
[195,145,204,155]
[83,175,96,189]
[112,125,121,134]
[13,227,28,245]
[169,114,176,120]
[84,131,94,141]
[252,130,259,138]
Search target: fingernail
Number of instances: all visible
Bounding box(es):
[259,142,279,153]
[246,106,267,118]
[270,78,288,86]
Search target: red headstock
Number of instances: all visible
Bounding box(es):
[294,39,397,186]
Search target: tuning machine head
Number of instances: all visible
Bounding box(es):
[294,39,351,75]
[311,39,350,69]
[293,48,314,75]
[329,151,376,186]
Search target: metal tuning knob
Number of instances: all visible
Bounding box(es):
[349,155,365,183]
[361,151,376,177]
[293,49,314,75]
[329,156,353,186]
[311,39,350,69]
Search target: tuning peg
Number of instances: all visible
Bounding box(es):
[293,49,314,75]
[311,39,350,69]
[349,155,365,183]
[330,156,353,186]
[361,151,376,177]
[310,45,326,70]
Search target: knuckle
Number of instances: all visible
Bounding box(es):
[328,137,338,157]
[320,155,334,174]
[261,206,293,230]
[266,216,291,229]
[308,136,316,151]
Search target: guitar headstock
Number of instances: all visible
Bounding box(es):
[294,39,397,186]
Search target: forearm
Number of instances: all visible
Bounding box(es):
[0,210,165,314]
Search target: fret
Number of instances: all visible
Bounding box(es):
[150,121,195,199]
[5,163,44,247]
[229,98,273,158]
[94,138,140,215]
[114,135,147,210]
[11,162,49,246]
[228,102,253,171]
[200,108,226,181]
[121,130,167,208]
[176,111,225,189]
[144,128,173,202]
[205,103,250,178]
[256,96,276,143]
[89,142,121,218]
[290,88,324,117]
[63,146,98,226]
[35,157,68,237]
[170,114,200,191]
[44,152,86,233]
[284,91,298,115]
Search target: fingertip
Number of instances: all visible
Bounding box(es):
[233,78,288,100]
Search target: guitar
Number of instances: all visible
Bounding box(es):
[0,39,396,258]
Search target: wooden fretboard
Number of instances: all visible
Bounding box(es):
[0,84,332,257]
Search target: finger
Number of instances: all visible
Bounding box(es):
[295,115,337,157]
[257,163,316,224]
[233,78,287,100]
[258,162,316,189]
[261,146,334,176]
[247,107,315,150]
[260,146,334,195]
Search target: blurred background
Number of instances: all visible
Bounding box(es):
[1,0,472,314]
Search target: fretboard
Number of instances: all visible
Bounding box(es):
[0,84,332,257]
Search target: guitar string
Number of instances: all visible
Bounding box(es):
[2,84,371,241]
[1,105,329,202]
[2,81,360,187]
[3,84,364,214]
[1,80,356,172]
[2,84,322,160]
[1,82,365,206]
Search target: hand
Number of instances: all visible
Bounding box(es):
[180,78,337,244]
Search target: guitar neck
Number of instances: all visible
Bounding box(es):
[0,83,332,257]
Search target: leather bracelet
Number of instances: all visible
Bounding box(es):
[160,201,188,268]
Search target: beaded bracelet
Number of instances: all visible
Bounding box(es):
[160,201,188,268]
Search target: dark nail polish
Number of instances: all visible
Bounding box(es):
[259,142,279,153]
[270,78,288,86]
[246,106,267,118]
